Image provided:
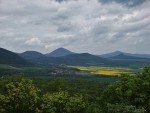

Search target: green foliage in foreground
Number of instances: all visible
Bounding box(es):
[0,79,40,113]
[0,78,86,113]
[102,66,150,113]
[39,92,86,113]
[106,103,145,113]
[0,66,150,113]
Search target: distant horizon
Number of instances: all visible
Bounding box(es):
[1,47,150,55]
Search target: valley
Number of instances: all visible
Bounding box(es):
[1,0,150,112]
[0,48,150,113]
[0,47,149,77]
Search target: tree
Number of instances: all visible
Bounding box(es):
[40,91,86,113]
[106,103,145,113]
[102,66,150,113]
[0,78,40,113]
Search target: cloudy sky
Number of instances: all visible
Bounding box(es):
[0,0,150,54]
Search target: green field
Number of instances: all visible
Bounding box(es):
[0,64,140,77]
[69,66,139,76]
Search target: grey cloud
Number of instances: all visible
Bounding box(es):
[0,0,150,54]
[57,25,71,32]
[55,0,67,3]
[92,24,111,37]
[55,0,146,7]
[98,0,146,7]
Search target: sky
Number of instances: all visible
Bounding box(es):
[0,0,150,54]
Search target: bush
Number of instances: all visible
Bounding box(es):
[102,66,150,113]
[106,103,145,113]
[39,91,86,113]
[0,79,40,113]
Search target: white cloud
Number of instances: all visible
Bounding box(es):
[25,37,43,46]
[0,0,150,54]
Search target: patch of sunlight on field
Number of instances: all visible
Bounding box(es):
[68,66,133,76]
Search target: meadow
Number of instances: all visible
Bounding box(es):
[69,66,137,76]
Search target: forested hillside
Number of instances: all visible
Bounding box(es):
[0,48,30,65]
[0,66,150,113]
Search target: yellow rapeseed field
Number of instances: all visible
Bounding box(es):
[68,66,133,76]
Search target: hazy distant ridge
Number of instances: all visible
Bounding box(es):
[100,51,150,58]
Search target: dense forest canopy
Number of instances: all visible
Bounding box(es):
[0,66,150,113]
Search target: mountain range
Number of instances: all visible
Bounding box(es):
[110,54,143,59]
[47,53,113,66]
[45,47,74,57]
[0,47,150,67]
[0,48,30,65]
[19,48,112,66]
[20,51,46,59]
[100,50,150,58]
